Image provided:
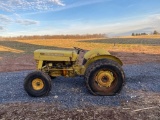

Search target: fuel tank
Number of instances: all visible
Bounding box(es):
[34,49,77,61]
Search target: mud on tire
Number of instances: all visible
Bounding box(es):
[24,71,52,97]
[85,59,125,96]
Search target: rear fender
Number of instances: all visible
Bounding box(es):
[84,49,111,60]
[83,55,123,73]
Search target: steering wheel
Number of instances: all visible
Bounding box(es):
[74,47,84,54]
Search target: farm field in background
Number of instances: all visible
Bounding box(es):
[14,37,160,54]
[0,37,159,56]
[0,37,160,72]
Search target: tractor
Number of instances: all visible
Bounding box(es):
[24,47,125,97]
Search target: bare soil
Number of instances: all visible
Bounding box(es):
[0,51,159,72]
[0,54,36,72]
[110,51,160,64]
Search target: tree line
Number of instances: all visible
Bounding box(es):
[132,30,159,36]
[0,34,106,40]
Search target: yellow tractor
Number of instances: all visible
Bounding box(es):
[24,47,125,97]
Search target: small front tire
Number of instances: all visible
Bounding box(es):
[24,71,52,97]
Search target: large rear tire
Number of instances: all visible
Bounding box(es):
[85,59,125,96]
[24,71,52,97]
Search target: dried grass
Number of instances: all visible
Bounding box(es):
[15,39,160,54]
[0,45,24,53]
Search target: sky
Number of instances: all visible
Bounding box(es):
[0,0,160,37]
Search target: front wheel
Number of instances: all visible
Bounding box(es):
[24,71,52,97]
[85,59,125,96]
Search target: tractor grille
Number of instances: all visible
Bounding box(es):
[35,60,39,69]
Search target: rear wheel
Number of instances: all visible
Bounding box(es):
[24,71,52,97]
[85,59,125,96]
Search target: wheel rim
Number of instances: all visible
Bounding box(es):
[95,70,115,88]
[32,78,44,91]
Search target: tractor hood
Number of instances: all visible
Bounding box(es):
[34,49,77,61]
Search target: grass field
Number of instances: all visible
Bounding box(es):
[0,37,160,57]
[0,37,159,72]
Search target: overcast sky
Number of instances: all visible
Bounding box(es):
[0,0,160,37]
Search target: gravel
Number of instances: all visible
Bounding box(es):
[0,62,160,109]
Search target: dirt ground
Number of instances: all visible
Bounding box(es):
[0,51,159,72]
[0,52,160,120]
[0,90,159,120]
